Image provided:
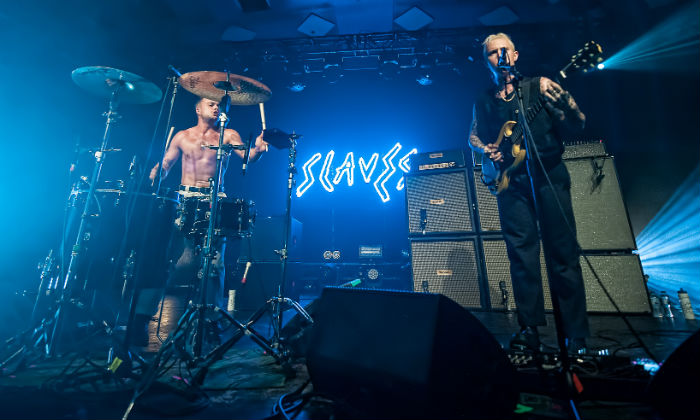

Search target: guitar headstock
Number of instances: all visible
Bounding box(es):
[559,41,604,79]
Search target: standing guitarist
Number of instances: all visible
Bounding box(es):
[468,33,589,354]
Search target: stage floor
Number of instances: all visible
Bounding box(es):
[1,291,697,420]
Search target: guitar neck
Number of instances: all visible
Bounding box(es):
[510,95,546,143]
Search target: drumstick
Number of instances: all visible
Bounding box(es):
[259,102,266,131]
[164,126,175,150]
[258,103,268,152]
[152,126,176,187]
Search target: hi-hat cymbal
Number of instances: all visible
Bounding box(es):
[71,66,162,104]
[179,71,271,105]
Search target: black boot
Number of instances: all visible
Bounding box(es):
[510,326,542,352]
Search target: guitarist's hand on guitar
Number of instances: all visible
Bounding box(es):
[541,77,585,128]
[484,143,504,163]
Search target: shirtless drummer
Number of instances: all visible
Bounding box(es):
[131,97,268,344]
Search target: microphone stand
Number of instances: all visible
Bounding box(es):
[122,80,236,420]
[48,84,125,356]
[189,132,313,387]
[507,66,582,419]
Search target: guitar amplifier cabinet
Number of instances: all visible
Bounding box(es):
[564,156,637,251]
[481,238,552,311]
[472,168,502,233]
[409,149,468,172]
[480,238,649,313]
[410,238,483,309]
[405,170,475,235]
[579,254,650,313]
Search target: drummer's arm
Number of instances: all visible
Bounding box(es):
[150,133,182,181]
[249,131,268,163]
[227,130,268,163]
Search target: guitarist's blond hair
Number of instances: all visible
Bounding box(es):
[481,33,516,58]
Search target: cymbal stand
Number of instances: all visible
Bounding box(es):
[48,84,126,356]
[189,132,312,386]
[122,78,239,419]
[109,74,180,362]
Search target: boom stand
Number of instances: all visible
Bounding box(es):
[511,70,582,419]
[122,83,238,419]
[189,132,312,386]
[50,86,125,357]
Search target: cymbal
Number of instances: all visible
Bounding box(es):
[263,128,293,149]
[71,66,162,104]
[179,71,271,105]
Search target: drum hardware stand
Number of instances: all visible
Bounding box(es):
[122,76,240,419]
[152,74,180,196]
[108,70,180,366]
[0,250,58,372]
[188,132,313,387]
[4,85,126,366]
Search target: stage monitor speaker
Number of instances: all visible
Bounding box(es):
[306,287,518,419]
[647,330,700,420]
[564,156,636,251]
[580,254,650,313]
[481,238,650,313]
[472,168,502,233]
[405,170,474,235]
[410,238,483,309]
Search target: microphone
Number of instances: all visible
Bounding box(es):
[419,209,428,234]
[241,261,252,284]
[168,65,183,77]
[241,134,253,173]
[499,281,508,301]
[497,47,508,68]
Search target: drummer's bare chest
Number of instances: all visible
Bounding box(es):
[181,133,220,161]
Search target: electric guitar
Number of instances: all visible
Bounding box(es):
[481,41,603,195]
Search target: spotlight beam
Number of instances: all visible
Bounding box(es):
[602,1,699,72]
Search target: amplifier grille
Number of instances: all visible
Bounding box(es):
[482,239,552,311]
[411,239,482,308]
[472,169,502,233]
[406,171,473,234]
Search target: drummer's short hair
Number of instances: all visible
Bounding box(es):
[482,33,516,58]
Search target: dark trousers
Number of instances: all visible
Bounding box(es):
[497,161,590,339]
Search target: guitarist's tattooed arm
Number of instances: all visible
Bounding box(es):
[469,104,504,163]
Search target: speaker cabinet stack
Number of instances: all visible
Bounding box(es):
[405,167,490,309]
[406,143,650,314]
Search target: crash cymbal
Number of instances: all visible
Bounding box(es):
[71,66,162,104]
[179,71,271,105]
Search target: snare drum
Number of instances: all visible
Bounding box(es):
[176,197,255,239]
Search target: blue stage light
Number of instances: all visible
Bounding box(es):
[602,2,699,73]
[637,165,700,311]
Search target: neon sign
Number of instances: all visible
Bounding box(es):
[296,142,417,202]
